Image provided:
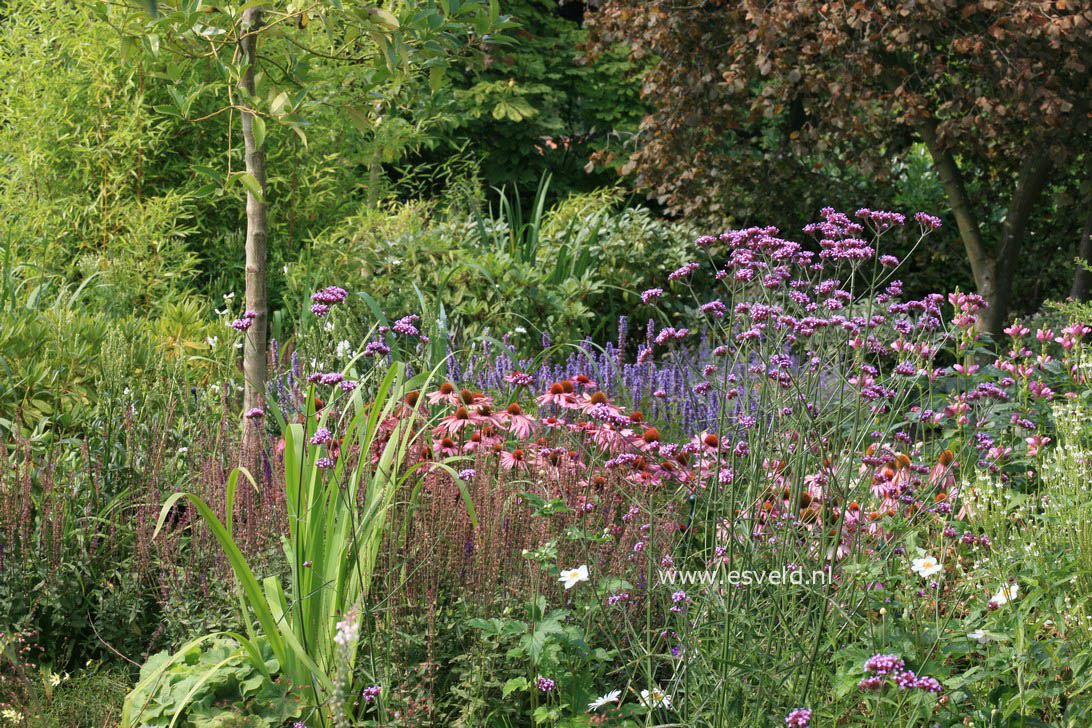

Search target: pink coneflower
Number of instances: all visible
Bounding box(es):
[433,437,460,457]
[426,381,459,406]
[504,371,535,387]
[503,403,536,439]
[436,406,477,436]
[573,373,597,389]
[536,381,578,408]
[500,448,529,471]
[578,389,623,416]
[635,427,661,452]
[458,388,490,406]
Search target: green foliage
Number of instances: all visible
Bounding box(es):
[294,186,698,351]
[410,0,646,198]
[123,637,302,728]
[0,1,200,315]
[125,361,457,725]
[0,661,131,728]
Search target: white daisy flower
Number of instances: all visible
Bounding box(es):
[968,629,995,643]
[588,689,621,711]
[911,555,942,578]
[639,686,672,709]
[559,564,589,589]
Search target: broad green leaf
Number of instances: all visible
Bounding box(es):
[238,173,264,201]
[252,115,266,150]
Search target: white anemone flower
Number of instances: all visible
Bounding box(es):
[588,689,622,711]
[559,564,589,589]
[991,583,1019,605]
[910,555,942,578]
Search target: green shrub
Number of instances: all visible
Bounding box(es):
[290,187,699,352]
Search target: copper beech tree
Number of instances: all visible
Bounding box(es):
[588,0,1092,336]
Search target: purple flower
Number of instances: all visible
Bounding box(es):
[857,676,885,691]
[312,286,348,304]
[243,310,258,319]
[914,212,943,230]
[914,676,943,693]
[340,380,358,391]
[245,407,264,419]
[231,317,253,331]
[310,304,331,317]
[393,314,421,336]
[316,457,335,469]
[893,670,918,689]
[700,299,727,317]
[319,372,344,385]
[864,654,905,676]
[310,427,333,446]
[668,262,699,281]
[785,708,812,727]
[362,684,381,702]
[535,675,555,692]
[641,288,664,304]
[363,340,390,357]
[458,468,476,481]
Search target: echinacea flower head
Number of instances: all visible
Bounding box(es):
[588,690,622,711]
[911,555,942,578]
[559,564,589,589]
[639,687,672,709]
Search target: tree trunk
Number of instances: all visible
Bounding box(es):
[239,8,268,462]
[919,120,1051,338]
[1070,190,1092,302]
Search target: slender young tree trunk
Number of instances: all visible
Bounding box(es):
[239,8,268,461]
[919,120,1052,338]
[1070,183,1092,302]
